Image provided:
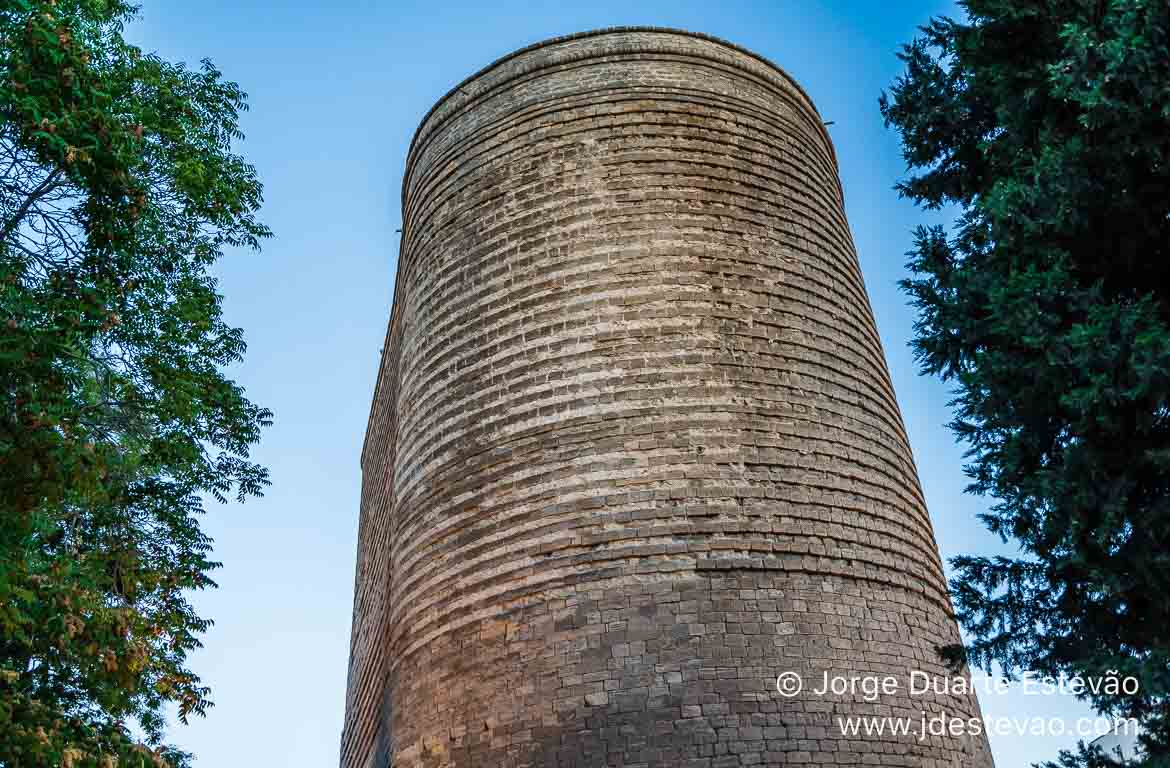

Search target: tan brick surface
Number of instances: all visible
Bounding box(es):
[340,27,995,768]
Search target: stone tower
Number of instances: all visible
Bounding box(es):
[341,28,994,768]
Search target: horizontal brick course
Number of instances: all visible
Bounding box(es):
[341,27,994,768]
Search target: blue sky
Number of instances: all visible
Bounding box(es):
[125,1,1100,765]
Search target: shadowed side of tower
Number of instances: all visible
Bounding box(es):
[341,28,995,768]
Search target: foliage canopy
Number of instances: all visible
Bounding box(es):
[882,1,1170,764]
[1,1,271,765]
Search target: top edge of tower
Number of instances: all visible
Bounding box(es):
[402,26,838,178]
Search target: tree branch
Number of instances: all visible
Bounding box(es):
[1,166,65,244]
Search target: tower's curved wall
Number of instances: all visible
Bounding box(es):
[342,28,993,768]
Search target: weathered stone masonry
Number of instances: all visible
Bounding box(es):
[341,27,995,768]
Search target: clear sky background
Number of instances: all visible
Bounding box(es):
[123,1,1101,765]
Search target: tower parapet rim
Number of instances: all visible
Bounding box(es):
[402,26,839,202]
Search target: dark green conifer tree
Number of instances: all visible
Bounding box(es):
[882,2,1170,764]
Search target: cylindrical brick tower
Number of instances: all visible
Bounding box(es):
[342,28,994,768]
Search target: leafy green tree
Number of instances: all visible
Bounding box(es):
[1,1,271,765]
[881,1,1170,764]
